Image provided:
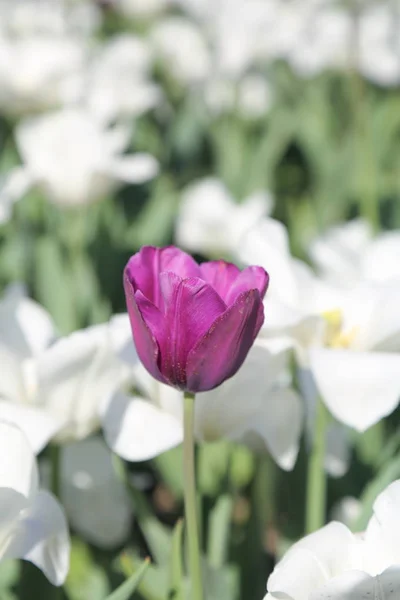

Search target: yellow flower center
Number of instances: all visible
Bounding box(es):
[322,309,359,349]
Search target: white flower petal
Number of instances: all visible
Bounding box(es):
[309,219,372,286]
[0,284,55,358]
[363,480,400,574]
[108,313,138,367]
[109,154,159,184]
[36,325,125,442]
[0,345,26,403]
[0,402,63,454]
[363,231,400,283]
[310,567,400,600]
[5,490,70,586]
[195,345,303,471]
[347,282,400,353]
[61,438,132,549]
[267,523,360,600]
[310,348,400,431]
[0,420,38,498]
[101,392,183,461]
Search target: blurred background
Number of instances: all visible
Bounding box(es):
[1,0,400,598]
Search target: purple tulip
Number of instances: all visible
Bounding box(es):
[124,246,269,393]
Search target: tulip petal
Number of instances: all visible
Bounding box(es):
[0,285,55,358]
[310,348,400,431]
[101,392,183,461]
[36,324,126,442]
[158,273,227,387]
[5,490,70,586]
[109,153,159,184]
[0,420,38,499]
[195,344,302,470]
[199,261,241,302]
[186,289,263,392]
[363,480,400,574]
[267,523,359,600]
[309,567,400,600]
[125,246,201,308]
[225,265,269,305]
[0,402,63,454]
[124,275,164,384]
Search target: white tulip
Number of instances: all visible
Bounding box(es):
[288,7,351,77]
[309,219,373,287]
[176,178,273,259]
[204,74,272,119]
[0,35,86,116]
[0,0,101,37]
[309,281,400,431]
[0,421,69,585]
[151,17,211,84]
[238,217,341,362]
[310,219,400,286]
[101,315,302,470]
[357,4,400,87]
[265,479,400,600]
[0,286,129,450]
[239,218,400,432]
[5,108,158,207]
[85,34,161,123]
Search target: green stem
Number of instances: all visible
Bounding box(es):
[305,398,329,534]
[50,444,61,500]
[183,392,203,600]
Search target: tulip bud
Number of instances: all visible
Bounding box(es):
[124,246,269,393]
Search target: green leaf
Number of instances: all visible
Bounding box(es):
[65,538,110,600]
[113,455,172,565]
[105,559,150,600]
[207,495,234,569]
[204,564,240,600]
[355,453,400,531]
[168,519,185,600]
[34,236,77,333]
[153,445,184,500]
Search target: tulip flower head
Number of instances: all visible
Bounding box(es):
[124,246,269,393]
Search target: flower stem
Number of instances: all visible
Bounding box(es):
[305,397,328,534]
[183,392,203,600]
[50,444,61,500]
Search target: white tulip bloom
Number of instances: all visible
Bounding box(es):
[309,219,373,287]
[238,217,340,361]
[176,178,273,259]
[288,7,351,77]
[0,0,101,37]
[0,35,86,116]
[151,17,211,84]
[0,286,129,450]
[265,479,400,600]
[204,74,272,119]
[309,281,400,431]
[239,218,400,432]
[41,437,133,549]
[357,4,400,87]
[310,219,400,286]
[4,108,158,207]
[85,35,161,123]
[194,341,303,471]
[0,421,69,586]
[101,315,303,470]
